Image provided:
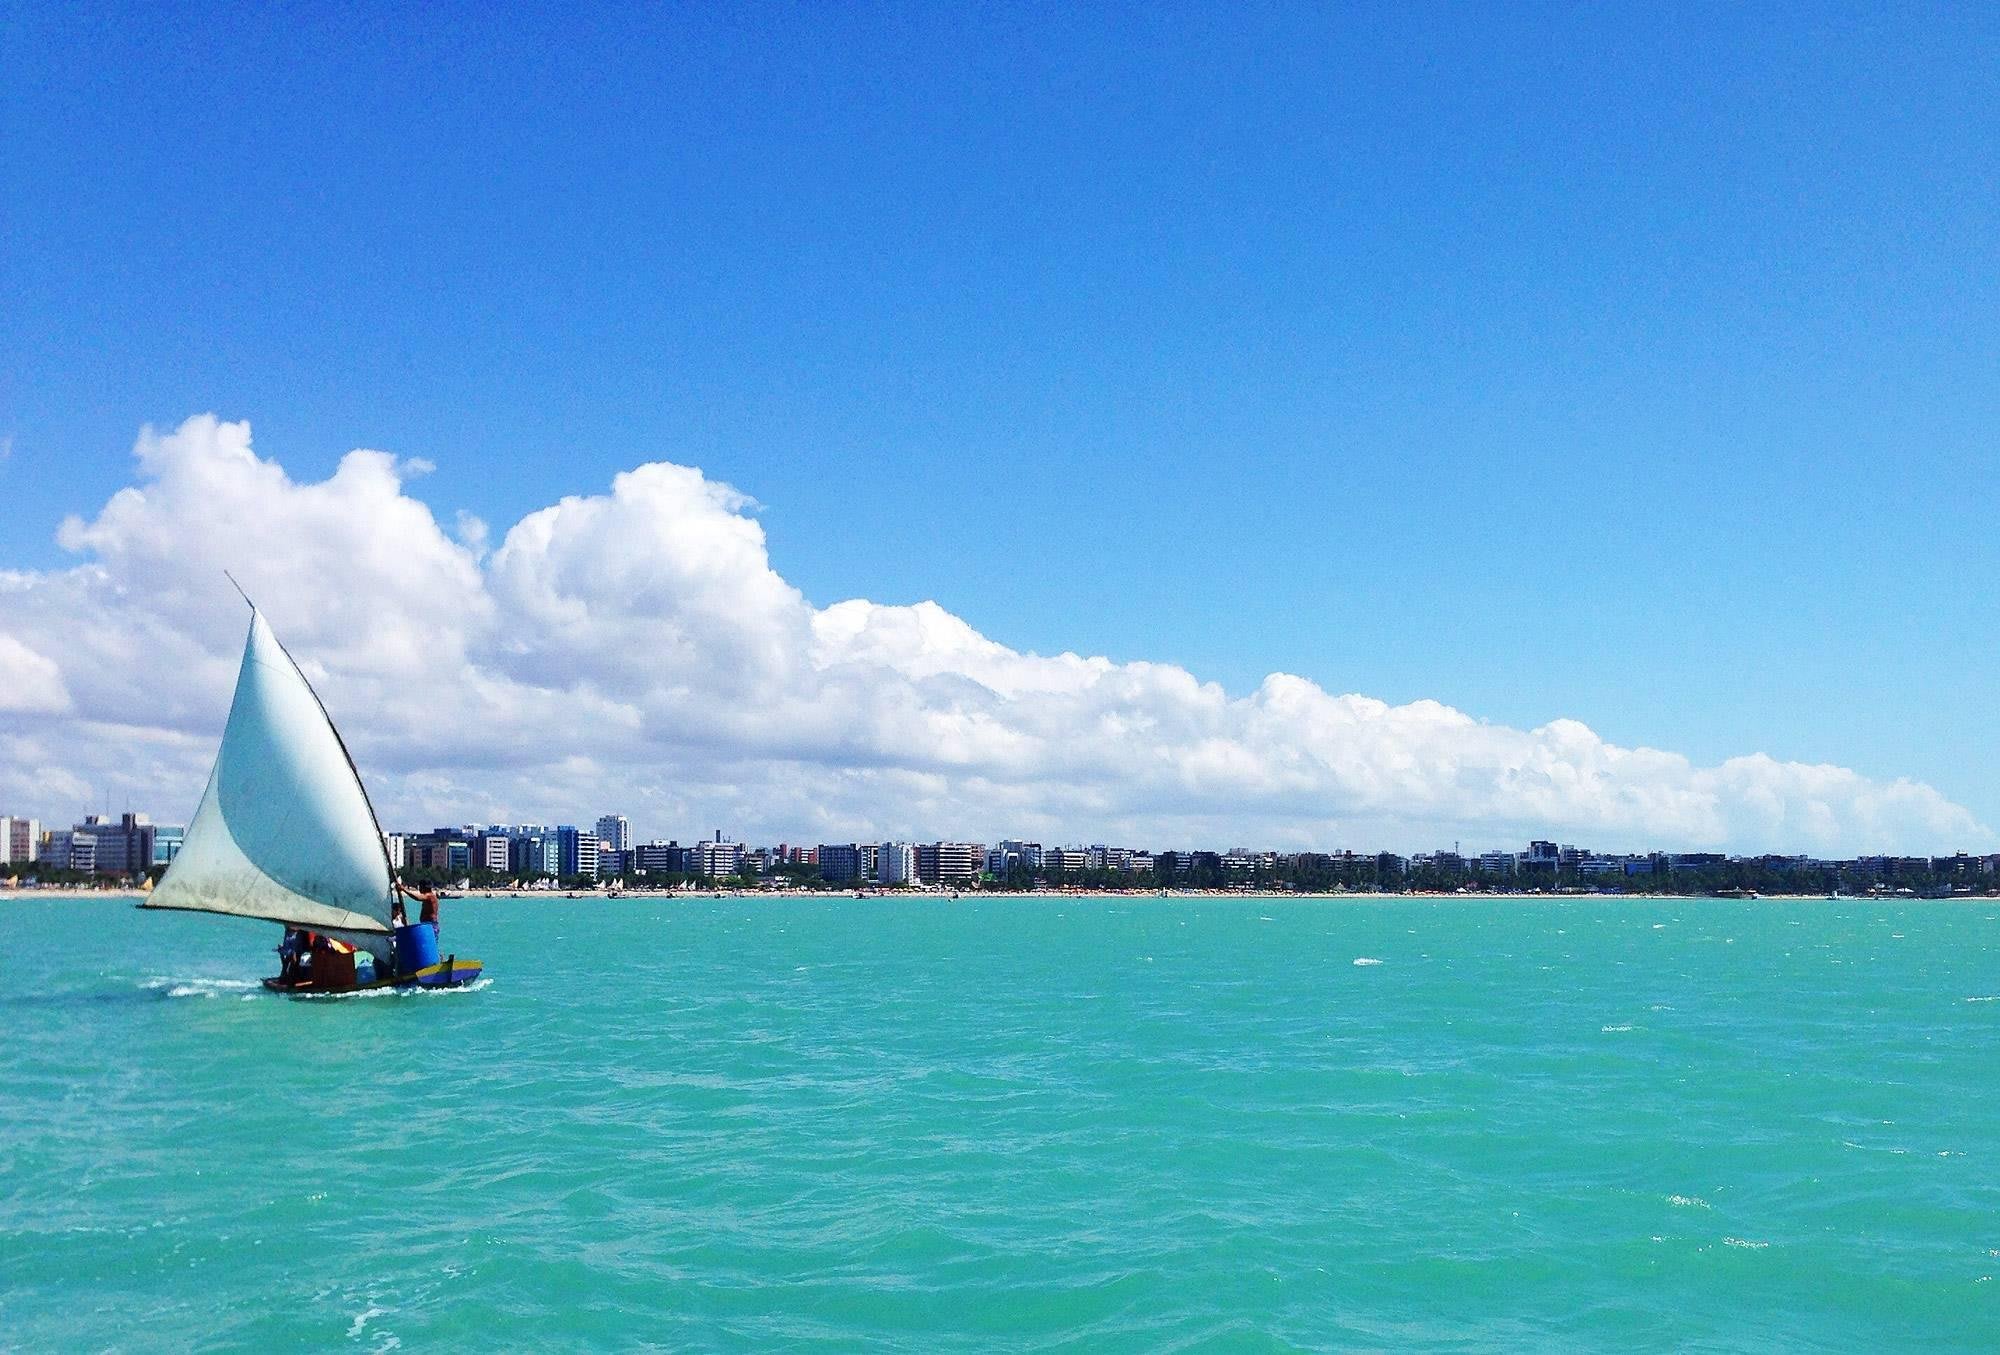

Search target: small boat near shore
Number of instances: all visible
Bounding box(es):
[141,599,483,996]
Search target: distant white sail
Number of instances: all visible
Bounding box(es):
[144,610,395,935]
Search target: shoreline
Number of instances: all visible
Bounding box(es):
[5,886,1992,903]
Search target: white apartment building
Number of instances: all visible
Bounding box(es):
[476,835,511,872]
[695,838,743,878]
[878,842,919,886]
[932,842,983,884]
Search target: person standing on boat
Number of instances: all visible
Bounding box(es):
[396,880,440,932]
[278,928,305,982]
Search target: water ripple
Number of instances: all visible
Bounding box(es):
[2,894,1995,1350]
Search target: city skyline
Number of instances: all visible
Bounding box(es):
[7,795,1992,891]
[9,803,1994,898]
[4,9,1996,853]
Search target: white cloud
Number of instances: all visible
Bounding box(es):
[0,414,1989,855]
[452,510,490,557]
[0,633,71,714]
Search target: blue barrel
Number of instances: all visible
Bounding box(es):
[394,922,441,975]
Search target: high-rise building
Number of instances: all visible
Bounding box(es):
[75,817,115,872]
[73,813,150,876]
[815,842,883,882]
[595,814,631,855]
[475,834,512,873]
[0,817,40,865]
[818,843,862,883]
[878,842,919,886]
[510,828,560,878]
[39,829,94,873]
[413,841,470,873]
[695,837,744,879]
[404,831,472,875]
[916,842,983,885]
[383,833,407,871]
[634,841,691,875]
[1080,844,1136,871]
[555,826,598,879]
[985,841,1044,874]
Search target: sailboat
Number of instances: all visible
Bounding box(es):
[142,603,483,994]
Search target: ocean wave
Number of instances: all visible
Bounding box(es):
[1352,957,1383,966]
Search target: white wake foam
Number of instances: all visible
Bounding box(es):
[296,977,493,1000]
[146,976,261,999]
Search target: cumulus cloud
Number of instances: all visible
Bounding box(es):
[0,633,71,714]
[0,415,1989,855]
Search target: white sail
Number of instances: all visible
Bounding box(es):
[144,610,395,936]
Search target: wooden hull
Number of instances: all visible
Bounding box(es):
[262,957,484,995]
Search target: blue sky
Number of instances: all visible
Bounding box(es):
[4,3,1996,844]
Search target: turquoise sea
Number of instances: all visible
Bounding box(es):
[3,892,1997,1351]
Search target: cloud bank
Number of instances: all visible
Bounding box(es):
[1,415,1987,855]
